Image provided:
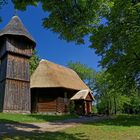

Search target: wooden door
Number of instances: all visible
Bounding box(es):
[86,101,91,114]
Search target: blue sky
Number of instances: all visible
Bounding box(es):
[0,1,101,71]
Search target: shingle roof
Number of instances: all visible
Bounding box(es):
[31,59,89,90]
[70,89,94,100]
[0,16,36,44]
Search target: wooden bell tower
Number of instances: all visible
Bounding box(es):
[0,16,36,113]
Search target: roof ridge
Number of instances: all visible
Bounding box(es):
[40,59,76,73]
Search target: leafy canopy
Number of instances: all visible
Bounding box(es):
[12,0,112,44]
[91,0,140,90]
[0,0,139,90]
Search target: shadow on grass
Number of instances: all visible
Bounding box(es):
[1,132,87,140]
[0,119,87,140]
[87,114,140,127]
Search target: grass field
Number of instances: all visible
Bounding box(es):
[0,113,78,123]
[1,114,140,140]
[64,115,140,140]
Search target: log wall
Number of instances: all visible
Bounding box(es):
[85,101,92,114]
[0,49,7,111]
[0,37,33,113]
[31,88,73,114]
[37,99,57,112]
[6,54,30,81]
[57,97,69,113]
[0,81,5,111]
[85,94,93,101]
[0,56,7,82]
[3,79,30,112]
[6,37,33,57]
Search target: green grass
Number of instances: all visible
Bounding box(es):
[63,114,140,140]
[0,113,78,123]
[1,114,140,140]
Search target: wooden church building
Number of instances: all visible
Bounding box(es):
[0,16,93,115]
[31,60,94,114]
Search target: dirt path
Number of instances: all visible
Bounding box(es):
[0,116,108,135]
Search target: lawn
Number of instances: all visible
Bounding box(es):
[0,113,78,123]
[1,114,140,140]
[63,115,140,140]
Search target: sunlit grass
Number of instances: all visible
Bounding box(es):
[0,113,78,123]
[63,114,140,140]
[1,114,140,140]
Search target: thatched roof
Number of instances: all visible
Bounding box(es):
[31,59,89,90]
[0,16,36,44]
[71,89,94,100]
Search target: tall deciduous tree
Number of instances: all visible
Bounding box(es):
[67,61,96,91]
[95,71,130,115]
[90,0,140,90]
[1,0,139,91]
[13,0,140,90]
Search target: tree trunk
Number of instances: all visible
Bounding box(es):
[114,96,117,115]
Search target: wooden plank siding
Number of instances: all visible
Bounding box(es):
[0,81,5,111]
[85,94,93,101]
[6,37,33,57]
[31,88,75,114]
[3,79,30,113]
[35,97,69,113]
[37,99,57,112]
[6,54,30,82]
[0,37,33,113]
[57,97,69,113]
[0,56,7,82]
[84,101,92,114]
[0,16,35,113]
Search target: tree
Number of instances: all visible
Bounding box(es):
[67,61,96,91]
[90,0,140,90]
[29,49,40,75]
[1,0,139,91]
[11,0,140,91]
[1,0,139,115]
[123,89,140,114]
[68,61,140,115]
[95,71,130,115]
[12,0,112,44]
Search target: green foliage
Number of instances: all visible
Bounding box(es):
[0,0,139,115]
[67,62,140,115]
[69,101,75,114]
[92,105,98,114]
[90,0,140,90]
[12,0,112,44]
[95,71,132,115]
[123,90,140,114]
[12,0,38,10]
[29,49,40,75]
[11,0,140,91]
[67,61,96,90]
